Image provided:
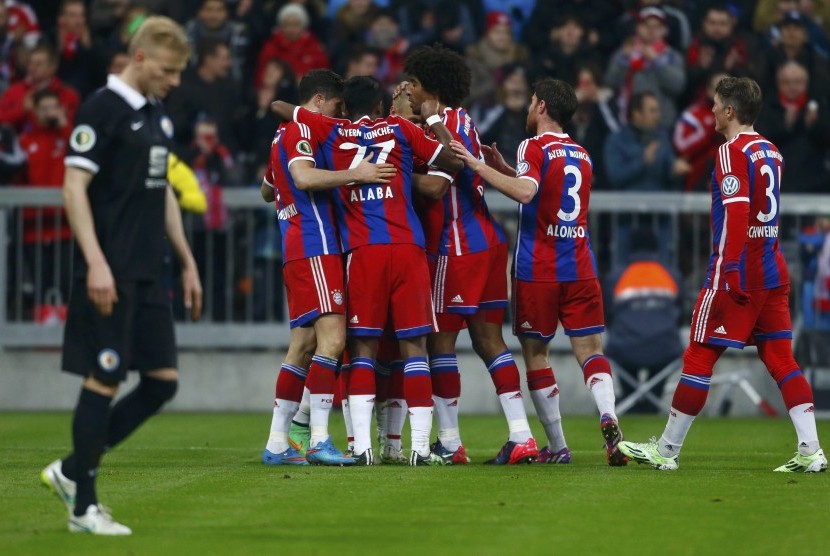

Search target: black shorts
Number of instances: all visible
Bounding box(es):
[62,278,177,384]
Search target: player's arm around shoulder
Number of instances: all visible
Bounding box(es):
[450,139,538,204]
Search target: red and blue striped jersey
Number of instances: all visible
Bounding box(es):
[513,132,598,282]
[264,121,340,263]
[294,107,444,251]
[705,131,789,291]
[421,107,506,256]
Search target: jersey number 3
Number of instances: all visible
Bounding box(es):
[757,164,779,223]
[557,165,582,222]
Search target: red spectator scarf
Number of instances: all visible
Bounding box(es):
[779,91,807,112]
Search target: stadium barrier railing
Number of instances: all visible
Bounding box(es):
[2,187,826,351]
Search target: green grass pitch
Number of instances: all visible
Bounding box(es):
[2,412,828,555]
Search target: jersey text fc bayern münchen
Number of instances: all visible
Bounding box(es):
[705,131,789,291]
[514,131,598,282]
[293,106,444,251]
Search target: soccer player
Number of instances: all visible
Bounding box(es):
[402,45,537,465]
[40,17,202,535]
[273,75,463,465]
[260,69,395,466]
[451,78,628,466]
[618,77,827,472]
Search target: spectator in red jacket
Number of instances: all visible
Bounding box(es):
[254,4,329,86]
[18,88,71,242]
[0,42,80,132]
[672,72,725,191]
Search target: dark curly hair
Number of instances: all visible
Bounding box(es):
[404,44,471,107]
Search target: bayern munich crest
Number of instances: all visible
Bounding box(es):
[97,348,120,372]
[332,289,344,306]
[720,174,740,197]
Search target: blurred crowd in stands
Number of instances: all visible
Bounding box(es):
[1,0,829,325]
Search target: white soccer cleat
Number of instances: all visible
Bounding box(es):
[381,444,407,464]
[69,504,132,536]
[41,459,76,513]
[773,449,828,473]
[617,438,679,471]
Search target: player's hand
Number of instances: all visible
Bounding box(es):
[392,81,415,120]
[482,142,512,175]
[724,269,749,305]
[643,141,660,165]
[420,99,441,120]
[353,152,397,184]
[181,263,203,321]
[87,261,118,317]
[449,139,480,170]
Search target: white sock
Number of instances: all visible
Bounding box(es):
[586,373,617,417]
[293,387,310,426]
[497,391,532,443]
[309,392,334,447]
[375,400,388,446]
[433,395,462,451]
[789,403,820,455]
[265,399,299,453]
[408,406,433,456]
[530,384,567,451]
[341,397,354,450]
[348,394,375,456]
[385,398,407,450]
[659,407,695,457]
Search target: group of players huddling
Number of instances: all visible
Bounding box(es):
[258,44,826,473]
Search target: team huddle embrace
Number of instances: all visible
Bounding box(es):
[41,17,824,538]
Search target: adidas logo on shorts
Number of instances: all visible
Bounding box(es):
[521,321,532,329]
[451,294,464,303]
[714,325,727,334]
[350,315,359,324]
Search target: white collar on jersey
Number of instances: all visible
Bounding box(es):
[354,115,373,123]
[538,131,570,139]
[107,74,148,110]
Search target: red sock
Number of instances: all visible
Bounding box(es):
[306,355,337,394]
[527,367,556,391]
[487,351,521,395]
[670,343,721,416]
[275,364,306,402]
[581,354,611,383]
[389,363,405,399]
[348,357,376,396]
[404,356,432,407]
[430,354,461,398]
[759,339,814,410]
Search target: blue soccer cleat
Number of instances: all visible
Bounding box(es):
[261,447,309,466]
[535,446,572,464]
[306,438,356,466]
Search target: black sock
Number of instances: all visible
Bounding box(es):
[106,377,177,448]
[71,388,112,516]
[61,379,177,486]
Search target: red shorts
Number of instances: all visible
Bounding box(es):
[284,255,345,328]
[690,285,792,349]
[512,278,605,342]
[346,244,437,339]
[430,244,508,332]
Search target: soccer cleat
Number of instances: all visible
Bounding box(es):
[484,437,539,465]
[535,446,572,464]
[288,421,310,456]
[381,444,407,465]
[773,449,827,473]
[409,450,448,466]
[617,438,679,471]
[353,448,375,466]
[41,459,76,513]
[431,438,471,465]
[69,504,132,536]
[601,413,629,466]
[261,447,309,466]
[306,438,355,466]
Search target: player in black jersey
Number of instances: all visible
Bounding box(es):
[39,17,201,536]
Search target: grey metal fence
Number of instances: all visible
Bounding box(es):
[2,187,828,348]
